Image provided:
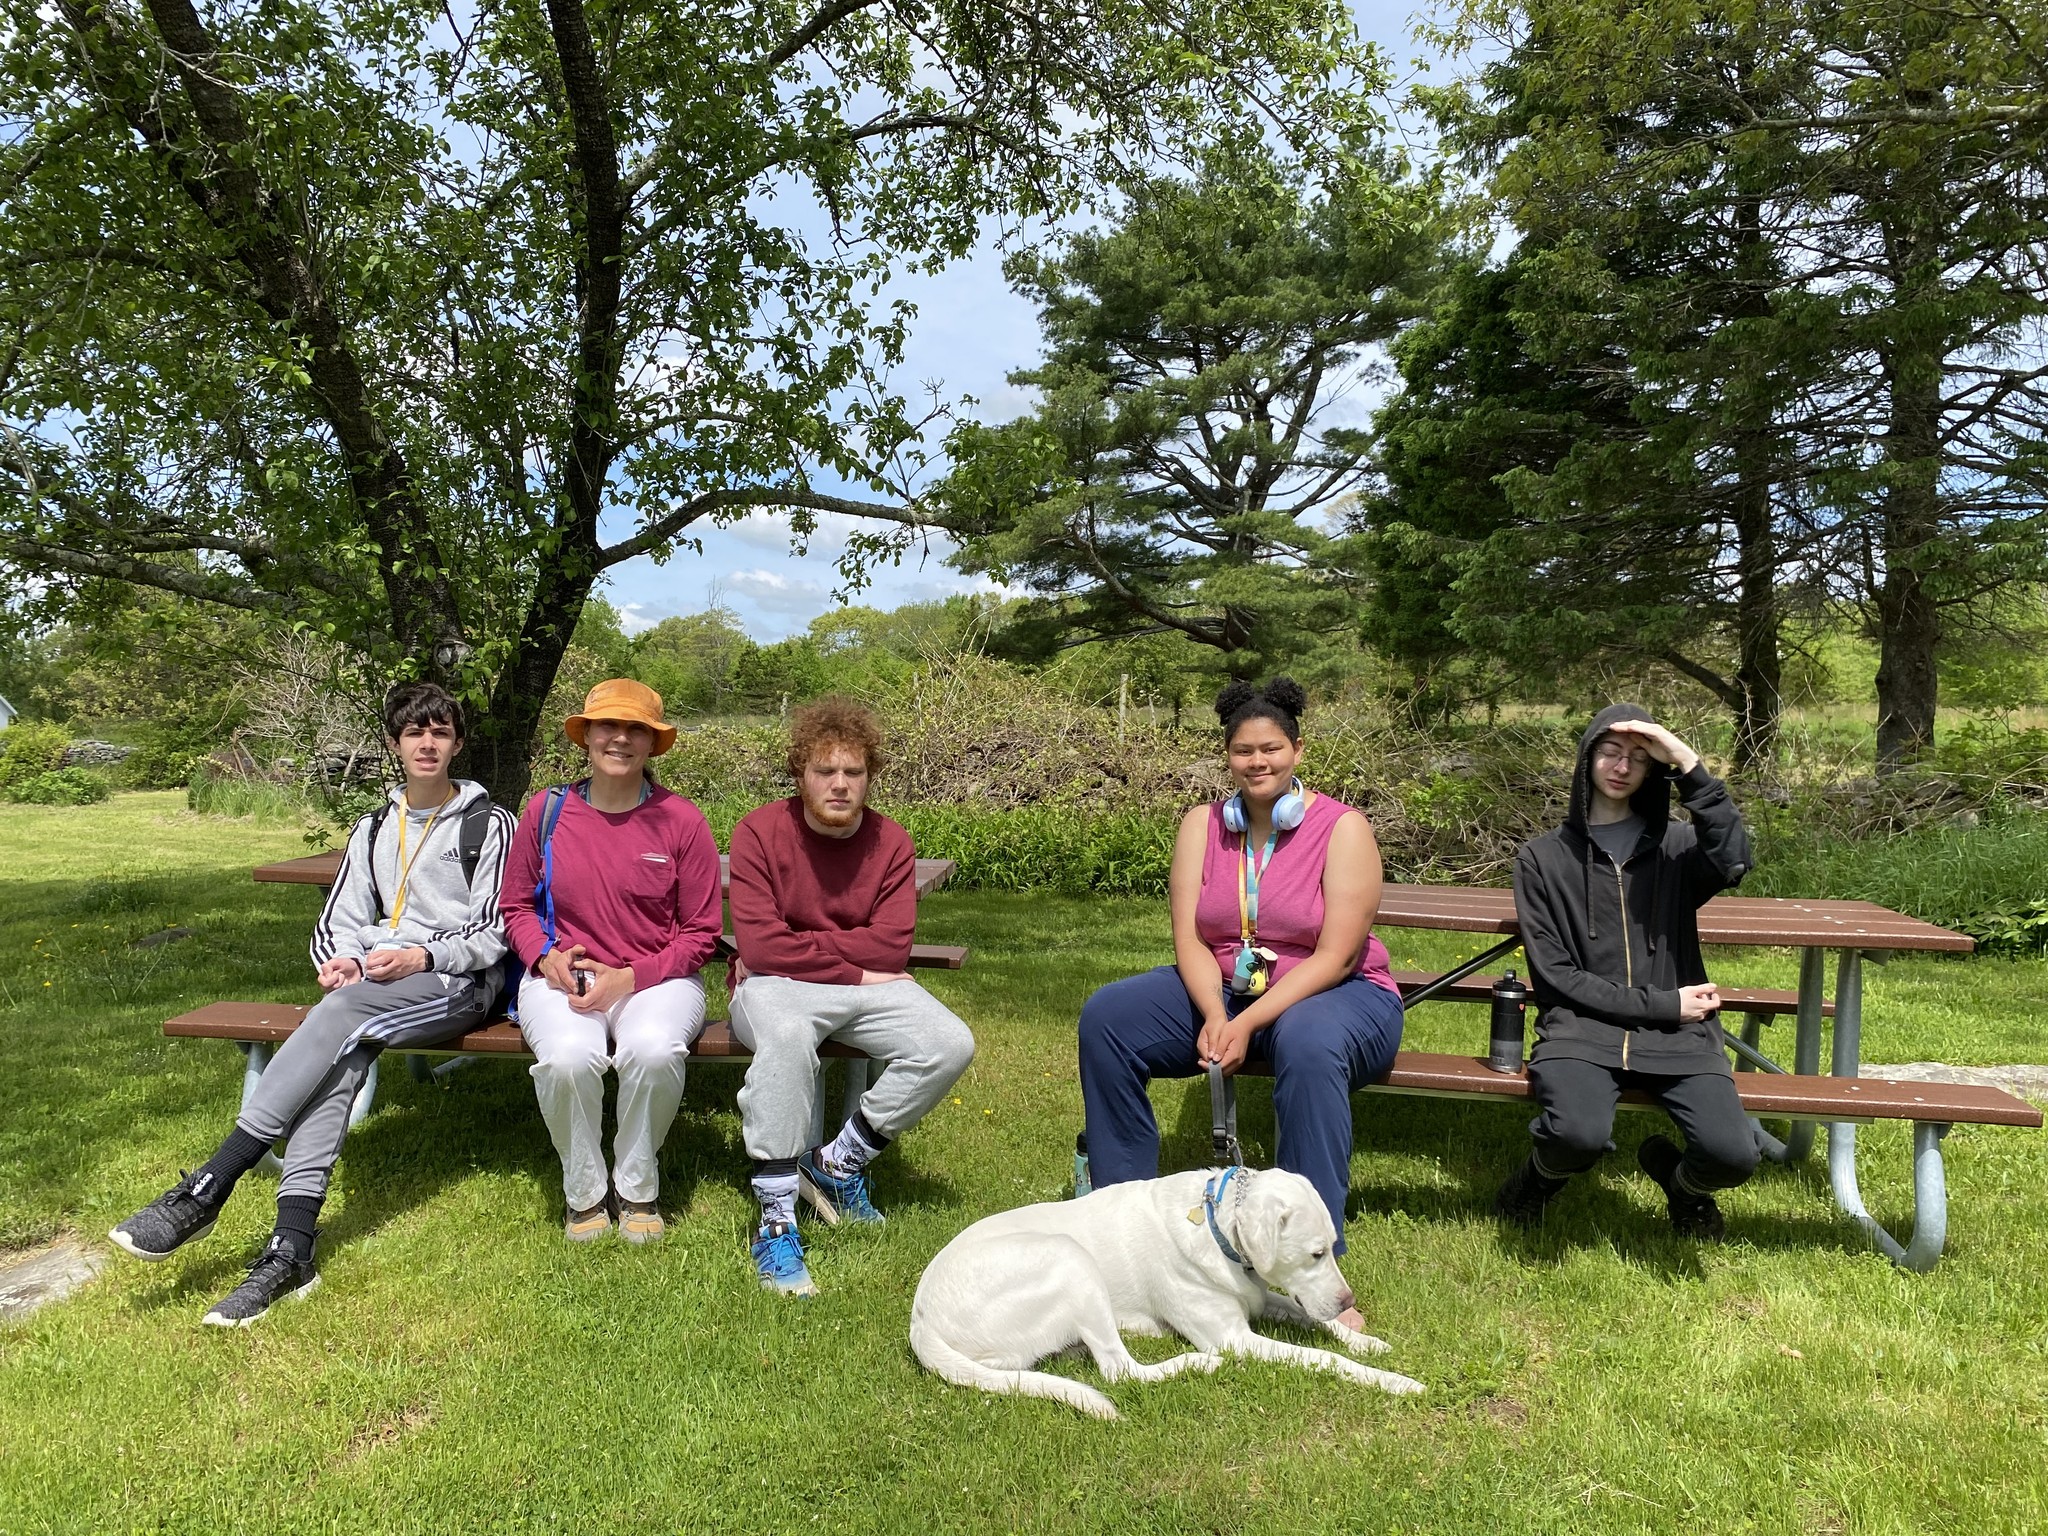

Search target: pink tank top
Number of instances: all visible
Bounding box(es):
[1194,792,1398,996]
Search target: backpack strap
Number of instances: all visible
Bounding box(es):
[361,800,394,917]
[457,798,492,886]
[535,785,572,953]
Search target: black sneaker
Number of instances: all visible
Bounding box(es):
[109,1170,225,1261]
[1637,1134,1726,1240]
[1492,1155,1567,1228]
[201,1236,320,1328]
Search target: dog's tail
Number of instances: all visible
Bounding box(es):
[910,1322,1119,1420]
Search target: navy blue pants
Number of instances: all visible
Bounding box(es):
[1077,966,1405,1253]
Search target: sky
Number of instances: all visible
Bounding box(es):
[599,4,1452,642]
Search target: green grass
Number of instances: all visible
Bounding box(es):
[4,793,2048,1533]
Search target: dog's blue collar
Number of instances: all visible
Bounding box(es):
[1203,1166,1257,1278]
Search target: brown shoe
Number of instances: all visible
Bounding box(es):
[618,1201,664,1245]
[565,1203,612,1242]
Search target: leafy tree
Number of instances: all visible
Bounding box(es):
[0,0,1379,803]
[630,608,755,716]
[1425,0,2048,768]
[1357,257,1634,721]
[940,144,1453,675]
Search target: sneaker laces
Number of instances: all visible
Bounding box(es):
[753,1223,806,1280]
[240,1237,301,1287]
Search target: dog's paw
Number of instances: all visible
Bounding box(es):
[1189,1352,1224,1374]
[1371,1369,1426,1397]
[1325,1320,1392,1356]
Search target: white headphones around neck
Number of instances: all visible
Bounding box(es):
[1222,777,1307,834]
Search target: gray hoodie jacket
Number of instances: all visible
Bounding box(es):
[308,779,515,976]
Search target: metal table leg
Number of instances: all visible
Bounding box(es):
[1751,947,1824,1165]
[1821,948,1947,1269]
[236,1043,284,1175]
[346,1055,381,1129]
[841,1058,871,1131]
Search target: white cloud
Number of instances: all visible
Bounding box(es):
[724,568,832,616]
[614,602,665,636]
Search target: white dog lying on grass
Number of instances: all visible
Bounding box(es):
[910,1166,1424,1419]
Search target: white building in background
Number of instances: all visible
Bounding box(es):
[0,695,15,731]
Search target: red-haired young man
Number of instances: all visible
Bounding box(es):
[728,698,975,1296]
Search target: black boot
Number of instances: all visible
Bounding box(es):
[1637,1134,1726,1240]
[1493,1154,1567,1228]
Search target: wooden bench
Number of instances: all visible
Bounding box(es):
[1226,1047,2041,1271]
[168,939,967,1149]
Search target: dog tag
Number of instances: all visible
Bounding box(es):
[1187,1206,1203,1225]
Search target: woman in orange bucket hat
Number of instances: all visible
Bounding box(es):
[499,679,721,1243]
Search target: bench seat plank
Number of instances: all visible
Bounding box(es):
[163,1005,866,1060]
[1391,971,1831,1019]
[1228,1050,2040,1128]
[166,1006,2040,1129]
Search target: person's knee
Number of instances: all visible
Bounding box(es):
[1076,985,1122,1054]
[531,1033,607,1083]
[1540,1109,1613,1163]
[915,1012,976,1079]
[1690,1120,1761,1184]
[613,1027,688,1079]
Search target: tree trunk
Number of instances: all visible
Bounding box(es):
[1729,428,1781,772]
[460,563,597,809]
[1873,183,1946,773]
[1726,190,1782,773]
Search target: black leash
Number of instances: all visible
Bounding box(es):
[1208,1061,1243,1165]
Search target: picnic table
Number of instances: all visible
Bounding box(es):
[1366,883,1999,1269]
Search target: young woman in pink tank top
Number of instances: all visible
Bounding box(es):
[1077,677,1404,1336]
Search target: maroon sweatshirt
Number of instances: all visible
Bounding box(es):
[500,783,723,992]
[728,797,916,985]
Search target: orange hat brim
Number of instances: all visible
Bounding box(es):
[564,713,677,756]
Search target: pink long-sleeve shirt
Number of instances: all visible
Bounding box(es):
[499,783,723,991]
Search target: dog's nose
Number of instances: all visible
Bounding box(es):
[1337,1286,1356,1312]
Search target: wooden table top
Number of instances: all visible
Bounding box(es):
[1373,884,1974,953]
[254,851,959,900]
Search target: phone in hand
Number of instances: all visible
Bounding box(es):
[572,968,594,997]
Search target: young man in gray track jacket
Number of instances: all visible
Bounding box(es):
[110,682,515,1326]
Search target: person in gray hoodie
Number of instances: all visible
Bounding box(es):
[1493,704,1759,1238]
[110,682,515,1324]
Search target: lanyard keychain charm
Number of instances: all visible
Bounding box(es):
[1230,826,1279,996]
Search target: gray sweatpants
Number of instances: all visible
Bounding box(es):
[729,977,975,1162]
[237,970,491,1199]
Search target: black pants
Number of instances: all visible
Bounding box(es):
[1527,1056,1761,1196]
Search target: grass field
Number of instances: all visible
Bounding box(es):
[4,792,2048,1533]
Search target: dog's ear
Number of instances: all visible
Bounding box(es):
[1233,1177,1289,1277]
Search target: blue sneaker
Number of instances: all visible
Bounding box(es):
[751,1221,818,1297]
[797,1149,884,1226]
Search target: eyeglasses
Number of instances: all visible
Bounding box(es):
[1592,744,1652,768]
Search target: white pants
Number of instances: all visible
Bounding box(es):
[518,973,706,1211]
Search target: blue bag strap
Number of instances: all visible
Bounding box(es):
[536,784,571,953]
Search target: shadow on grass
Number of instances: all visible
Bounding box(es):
[1151,1067,1875,1276]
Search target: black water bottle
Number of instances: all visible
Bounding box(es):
[1488,970,1529,1074]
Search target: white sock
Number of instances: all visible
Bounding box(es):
[753,1174,798,1229]
[820,1115,887,1175]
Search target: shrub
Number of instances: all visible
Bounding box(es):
[6,767,111,806]
[0,720,70,790]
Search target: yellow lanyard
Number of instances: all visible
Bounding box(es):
[388,791,454,929]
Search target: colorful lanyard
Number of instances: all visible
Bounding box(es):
[387,791,454,929]
[1237,826,1278,944]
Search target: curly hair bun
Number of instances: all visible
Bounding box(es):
[1261,676,1307,719]
[1213,679,1260,725]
